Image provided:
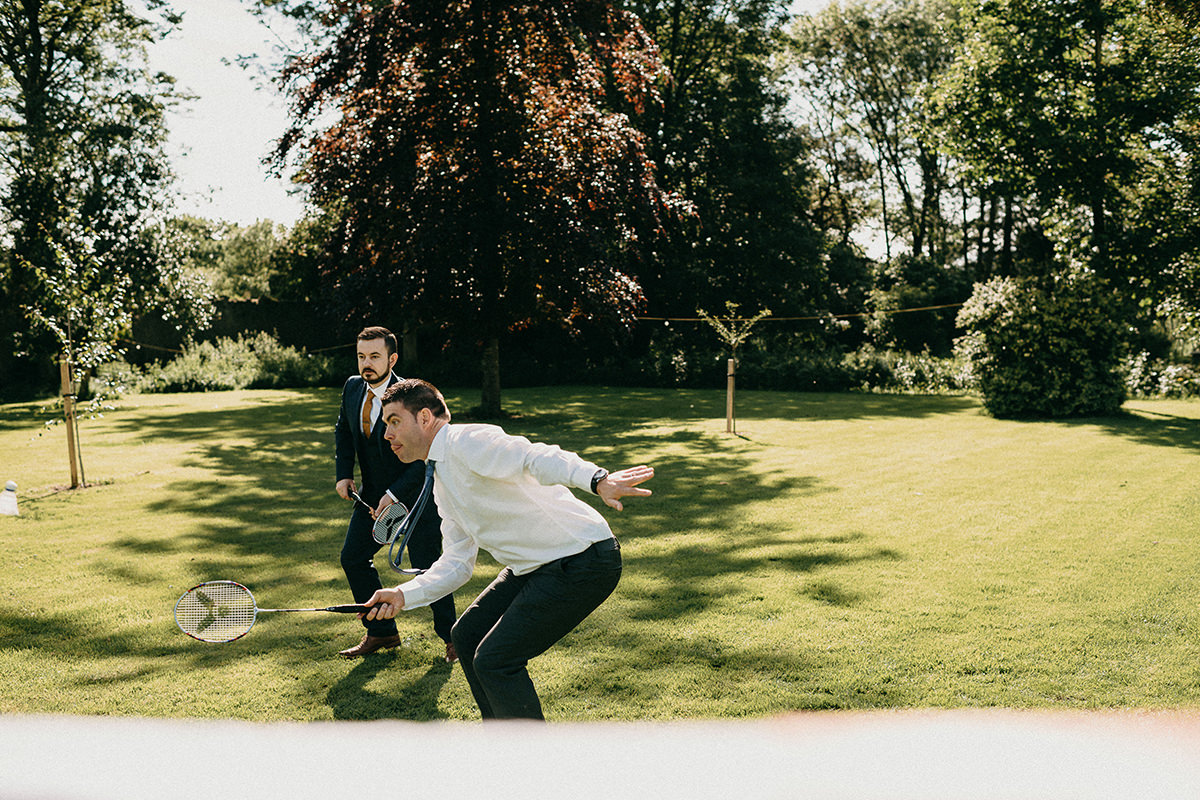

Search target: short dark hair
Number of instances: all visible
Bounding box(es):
[382,378,449,419]
[357,326,397,357]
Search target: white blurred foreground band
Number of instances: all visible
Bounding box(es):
[2,710,1199,799]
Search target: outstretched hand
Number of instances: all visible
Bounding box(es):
[596,465,654,511]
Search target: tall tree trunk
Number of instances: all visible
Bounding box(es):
[479,337,502,418]
[401,328,418,375]
[981,190,998,279]
[470,0,505,417]
[1000,194,1014,275]
[961,185,970,277]
[878,155,891,261]
[1088,4,1109,276]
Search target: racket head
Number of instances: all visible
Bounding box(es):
[371,500,410,545]
[174,580,258,643]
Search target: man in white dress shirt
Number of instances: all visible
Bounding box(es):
[363,378,654,720]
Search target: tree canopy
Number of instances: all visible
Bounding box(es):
[271,0,687,414]
[0,0,210,393]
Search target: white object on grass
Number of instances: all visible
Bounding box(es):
[0,480,17,516]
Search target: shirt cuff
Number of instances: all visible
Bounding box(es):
[572,461,602,493]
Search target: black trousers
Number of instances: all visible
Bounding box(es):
[340,505,456,641]
[451,538,622,720]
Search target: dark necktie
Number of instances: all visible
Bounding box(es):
[388,460,435,575]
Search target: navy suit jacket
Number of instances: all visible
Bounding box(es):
[334,374,434,529]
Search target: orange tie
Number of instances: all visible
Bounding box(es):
[361,393,374,438]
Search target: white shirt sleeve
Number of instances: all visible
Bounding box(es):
[398,515,478,610]
[462,426,598,492]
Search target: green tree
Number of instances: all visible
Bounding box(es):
[936,0,1200,414]
[268,211,337,302]
[0,0,209,394]
[163,214,223,282]
[934,0,1199,290]
[786,0,962,264]
[630,0,825,319]
[164,216,299,301]
[212,219,285,300]
[269,0,684,416]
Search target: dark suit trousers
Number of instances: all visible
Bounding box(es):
[340,505,456,642]
[450,538,622,720]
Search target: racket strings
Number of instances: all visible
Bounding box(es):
[174,581,257,642]
[371,501,409,545]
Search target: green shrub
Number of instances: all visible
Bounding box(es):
[954,275,1126,418]
[738,331,860,391]
[137,333,336,393]
[844,345,973,394]
[629,325,698,386]
[623,327,973,394]
[146,337,260,392]
[242,332,335,389]
[1123,351,1200,398]
[864,254,970,356]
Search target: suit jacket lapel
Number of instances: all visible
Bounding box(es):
[353,377,372,444]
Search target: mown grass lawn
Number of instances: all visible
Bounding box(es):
[1,387,1198,721]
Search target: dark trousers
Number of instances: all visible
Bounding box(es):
[451,538,622,721]
[340,505,456,641]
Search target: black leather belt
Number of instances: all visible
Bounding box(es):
[545,538,620,571]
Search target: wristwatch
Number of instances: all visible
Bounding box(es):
[590,468,609,494]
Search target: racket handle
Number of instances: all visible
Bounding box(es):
[327,604,378,614]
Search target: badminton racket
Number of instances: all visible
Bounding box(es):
[348,489,411,549]
[385,461,435,576]
[371,500,410,547]
[378,500,425,575]
[174,580,376,643]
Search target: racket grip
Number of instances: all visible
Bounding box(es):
[328,604,378,614]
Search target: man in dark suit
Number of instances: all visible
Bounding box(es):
[334,326,457,660]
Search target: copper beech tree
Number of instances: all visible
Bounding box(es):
[272,0,688,415]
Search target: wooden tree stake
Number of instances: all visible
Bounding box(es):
[60,358,79,489]
[726,358,736,434]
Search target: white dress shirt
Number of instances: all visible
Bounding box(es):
[399,423,612,610]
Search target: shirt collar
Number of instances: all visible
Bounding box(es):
[427,422,450,463]
[366,373,395,399]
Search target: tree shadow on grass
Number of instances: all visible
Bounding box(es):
[1058,405,1200,452]
[0,601,453,719]
[497,386,982,426]
[0,605,293,681]
[0,400,55,433]
[100,389,344,570]
[327,657,453,721]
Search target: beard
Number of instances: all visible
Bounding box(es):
[361,367,387,387]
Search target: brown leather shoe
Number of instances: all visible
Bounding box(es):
[339,634,402,658]
[445,641,459,664]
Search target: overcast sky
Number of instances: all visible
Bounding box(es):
[150,0,829,229]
